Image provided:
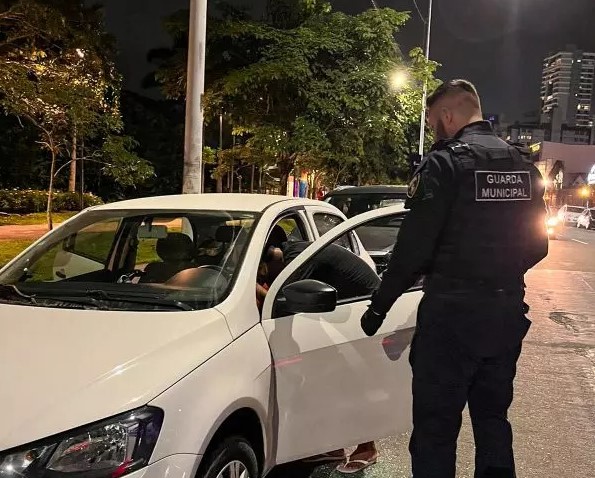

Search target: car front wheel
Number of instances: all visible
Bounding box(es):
[200,437,259,478]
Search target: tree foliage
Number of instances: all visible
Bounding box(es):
[153,0,438,193]
[0,0,153,225]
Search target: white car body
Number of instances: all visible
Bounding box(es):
[557,204,584,224]
[576,208,594,229]
[0,194,420,478]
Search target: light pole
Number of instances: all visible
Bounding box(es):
[418,0,433,156]
[183,0,208,194]
[580,186,590,208]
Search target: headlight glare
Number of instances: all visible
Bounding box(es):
[547,217,558,227]
[0,407,163,478]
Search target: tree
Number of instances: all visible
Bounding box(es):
[154,1,438,194]
[0,0,153,226]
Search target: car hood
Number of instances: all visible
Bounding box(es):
[0,304,232,451]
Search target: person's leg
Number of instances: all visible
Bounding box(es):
[468,344,522,478]
[351,441,377,457]
[408,301,477,478]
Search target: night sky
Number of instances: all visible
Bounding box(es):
[99,0,595,120]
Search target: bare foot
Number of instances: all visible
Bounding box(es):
[336,442,378,474]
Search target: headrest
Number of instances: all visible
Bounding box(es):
[267,225,288,249]
[215,225,243,243]
[156,233,194,262]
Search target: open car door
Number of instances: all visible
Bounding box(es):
[261,205,423,464]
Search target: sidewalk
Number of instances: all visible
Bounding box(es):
[0,224,56,240]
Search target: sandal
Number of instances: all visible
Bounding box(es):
[335,456,378,474]
[303,450,347,463]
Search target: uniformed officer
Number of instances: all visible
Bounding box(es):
[361,79,549,478]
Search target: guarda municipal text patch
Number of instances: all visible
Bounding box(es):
[475,171,532,201]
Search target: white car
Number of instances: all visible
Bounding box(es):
[557,204,584,225]
[0,194,420,478]
[576,207,595,229]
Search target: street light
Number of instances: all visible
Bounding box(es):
[389,68,410,91]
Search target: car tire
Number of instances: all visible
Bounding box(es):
[199,436,259,478]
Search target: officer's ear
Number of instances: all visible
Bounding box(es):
[441,106,454,125]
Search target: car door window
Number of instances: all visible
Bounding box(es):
[290,244,377,299]
[355,214,403,253]
[312,213,354,251]
[276,215,307,242]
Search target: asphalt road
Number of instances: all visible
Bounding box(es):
[270,226,595,478]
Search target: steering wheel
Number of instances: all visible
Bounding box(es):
[195,265,223,273]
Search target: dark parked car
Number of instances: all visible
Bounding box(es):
[323,185,408,218]
[323,185,408,273]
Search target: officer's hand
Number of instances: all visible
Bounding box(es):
[361,308,386,337]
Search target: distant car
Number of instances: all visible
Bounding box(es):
[546,206,560,239]
[323,185,408,273]
[576,207,595,229]
[557,204,584,225]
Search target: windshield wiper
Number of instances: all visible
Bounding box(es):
[85,289,195,311]
[0,284,106,309]
[0,284,37,304]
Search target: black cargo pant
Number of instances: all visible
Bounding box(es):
[409,291,531,478]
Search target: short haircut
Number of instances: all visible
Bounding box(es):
[426,79,481,109]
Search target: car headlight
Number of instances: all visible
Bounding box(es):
[547,217,558,227]
[0,407,163,478]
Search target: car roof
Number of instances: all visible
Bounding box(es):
[325,185,408,197]
[90,193,323,213]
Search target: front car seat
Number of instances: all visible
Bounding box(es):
[140,233,195,283]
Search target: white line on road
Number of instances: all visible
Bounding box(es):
[572,239,589,245]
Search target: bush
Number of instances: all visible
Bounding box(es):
[0,189,103,213]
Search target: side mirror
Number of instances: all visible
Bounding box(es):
[282,279,337,314]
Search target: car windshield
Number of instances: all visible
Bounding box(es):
[0,209,259,311]
[567,206,584,213]
[326,193,406,218]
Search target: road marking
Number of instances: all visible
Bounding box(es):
[572,239,589,245]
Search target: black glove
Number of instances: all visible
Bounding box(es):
[361,307,386,337]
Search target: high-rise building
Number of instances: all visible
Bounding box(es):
[540,47,595,128]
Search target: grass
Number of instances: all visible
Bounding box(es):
[0,211,78,226]
[0,239,35,266]
[0,236,160,275]
[0,219,182,275]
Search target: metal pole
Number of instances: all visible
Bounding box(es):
[183,0,207,194]
[219,112,223,151]
[418,0,433,156]
[80,140,84,210]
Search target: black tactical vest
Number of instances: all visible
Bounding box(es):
[430,134,542,289]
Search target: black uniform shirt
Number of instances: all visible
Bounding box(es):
[370,121,548,316]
